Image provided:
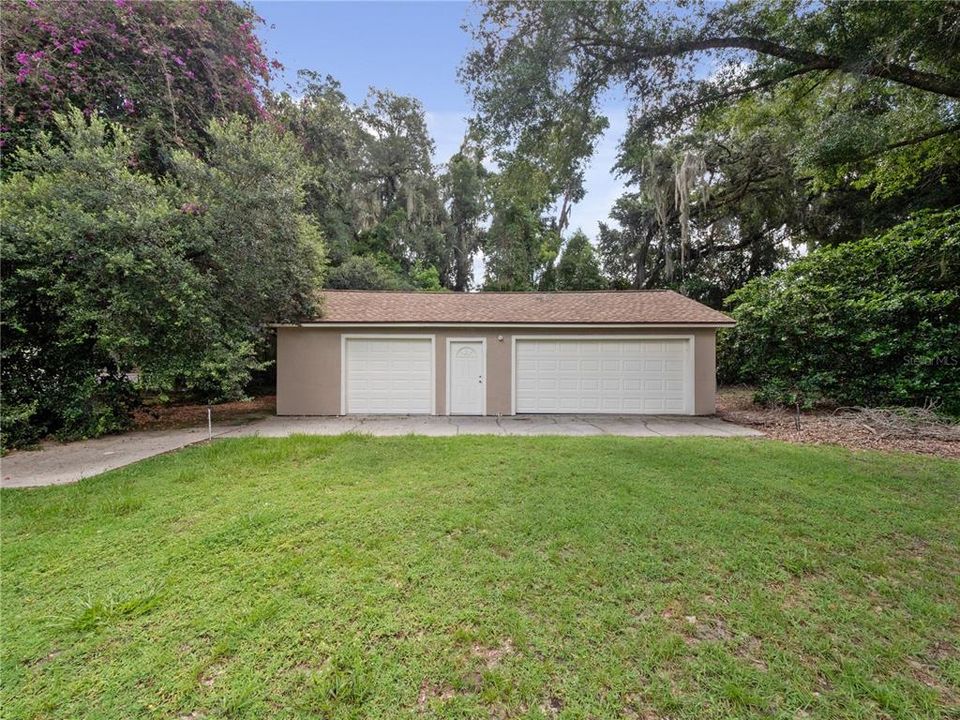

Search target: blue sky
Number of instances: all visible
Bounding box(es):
[253,1,628,240]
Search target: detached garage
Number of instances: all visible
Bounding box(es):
[275,290,734,417]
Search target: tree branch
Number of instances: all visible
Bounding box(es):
[859,122,960,161]
[656,65,824,118]
[619,36,960,99]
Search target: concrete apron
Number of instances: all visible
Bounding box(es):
[248,414,763,438]
[2,415,762,489]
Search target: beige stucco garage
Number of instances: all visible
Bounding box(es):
[274,290,734,416]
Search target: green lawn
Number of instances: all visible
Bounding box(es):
[3,436,959,719]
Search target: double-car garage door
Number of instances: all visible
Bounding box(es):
[515,338,691,414]
[343,336,692,415]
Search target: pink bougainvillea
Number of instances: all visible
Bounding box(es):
[2,0,278,156]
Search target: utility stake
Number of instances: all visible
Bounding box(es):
[207,406,212,441]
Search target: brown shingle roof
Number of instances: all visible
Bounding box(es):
[300,290,733,325]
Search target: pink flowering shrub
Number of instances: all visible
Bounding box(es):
[1,0,278,159]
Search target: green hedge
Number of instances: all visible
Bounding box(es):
[718,210,960,414]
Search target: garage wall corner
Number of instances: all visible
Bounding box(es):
[693,329,717,415]
[276,328,341,415]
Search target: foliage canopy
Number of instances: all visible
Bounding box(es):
[0,109,322,448]
[719,210,960,414]
[464,0,960,303]
[1,0,274,170]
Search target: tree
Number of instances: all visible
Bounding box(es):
[171,114,325,361]
[598,194,657,291]
[2,110,192,447]
[482,155,562,291]
[325,255,409,291]
[598,133,799,306]
[442,143,488,290]
[359,90,435,213]
[0,109,322,448]
[464,2,959,146]
[275,79,462,290]
[465,1,960,300]
[355,89,449,276]
[1,0,275,169]
[555,230,606,291]
[270,72,365,265]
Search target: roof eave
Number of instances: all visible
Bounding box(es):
[267,320,735,328]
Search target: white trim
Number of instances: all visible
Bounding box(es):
[340,334,436,415]
[272,322,731,329]
[510,336,516,416]
[445,337,487,416]
[511,334,696,416]
[688,334,697,415]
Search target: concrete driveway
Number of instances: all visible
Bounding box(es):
[2,414,761,489]
[247,414,761,438]
[1,423,247,489]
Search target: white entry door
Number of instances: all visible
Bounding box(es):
[448,340,485,415]
[514,338,692,414]
[343,337,434,414]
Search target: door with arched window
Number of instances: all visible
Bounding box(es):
[448,340,485,415]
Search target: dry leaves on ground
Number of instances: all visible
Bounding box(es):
[718,388,960,459]
[132,396,276,431]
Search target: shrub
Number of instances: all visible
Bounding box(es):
[718,210,960,414]
[1,110,323,449]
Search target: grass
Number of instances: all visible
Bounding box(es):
[2,436,959,719]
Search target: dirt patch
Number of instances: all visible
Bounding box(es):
[539,695,564,718]
[621,703,671,720]
[460,670,484,692]
[717,387,960,459]
[927,639,957,662]
[29,648,62,668]
[288,659,329,675]
[737,636,769,671]
[198,661,227,689]
[907,658,959,705]
[416,679,455,710]
[470,638,515,669]
[659,599,688,621]
[132,395,276,431]
[414,637,518,710]
[685,616,732,644]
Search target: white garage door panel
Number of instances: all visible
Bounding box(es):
[345,338,433,414]
[515,339,691,415]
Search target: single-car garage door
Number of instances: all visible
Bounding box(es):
[515,338,692,414]
[343,337,434,414]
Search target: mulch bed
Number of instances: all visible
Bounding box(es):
[717,387,960,460]
[131,395,277,431]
